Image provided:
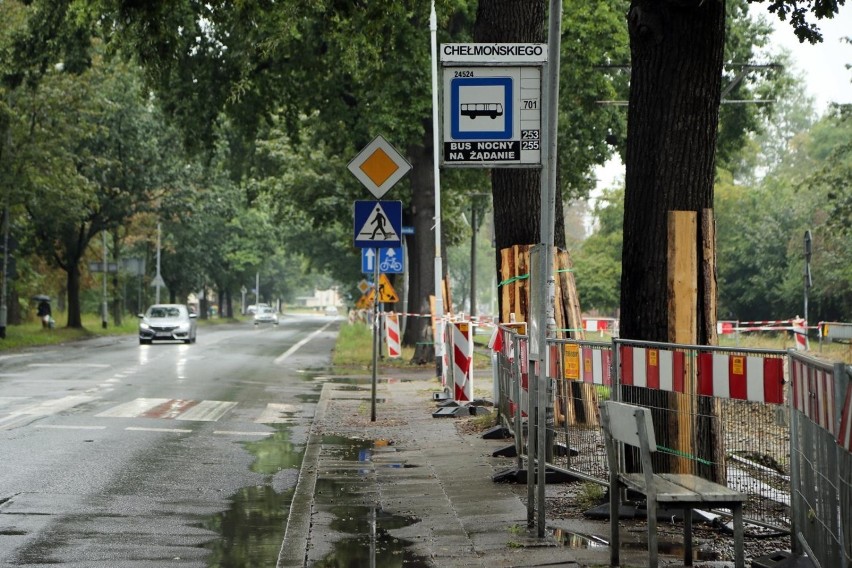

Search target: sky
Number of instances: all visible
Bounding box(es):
[593,7,852,192]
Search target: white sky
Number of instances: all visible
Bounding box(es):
[593,8,852,193]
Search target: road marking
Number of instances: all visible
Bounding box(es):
[36,425,106,430]
[255,403,299,423]
[125,426,192,433]
[27,363,111,368]
[274,321,336,365]
[97,398,170,418]
[9,395,96,416]
[141,399,199,419]
[176,400,237,422]
[213,430,273,437]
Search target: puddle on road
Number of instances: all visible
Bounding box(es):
[550,527,721,561]
[313,435,430,567]
[202,485,293,567]
[203,425,305,567]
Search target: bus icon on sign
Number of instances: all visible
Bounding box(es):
[461,102,504,119]
[450,76,513,140]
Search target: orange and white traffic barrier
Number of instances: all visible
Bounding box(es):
[452,321,473,402]
[384,313,401,359]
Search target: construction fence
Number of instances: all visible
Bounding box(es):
[491,326,852,567]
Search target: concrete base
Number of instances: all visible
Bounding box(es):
[492,444,517,458]
[491,466,576,484]
[431,390,452,401]
[481,426,512,440]
[432,406,471,418]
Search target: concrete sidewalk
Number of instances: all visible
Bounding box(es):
[277,371,686,567]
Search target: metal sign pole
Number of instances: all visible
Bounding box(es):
[430,1,445,381]
[535,0,563,536]
[371,247,380,422]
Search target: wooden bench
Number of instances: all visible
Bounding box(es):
[599,401,746,568]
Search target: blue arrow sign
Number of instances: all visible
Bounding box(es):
[362,247,403,274]
[354,200,402,248]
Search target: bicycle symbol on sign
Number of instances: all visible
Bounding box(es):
[380,257,403,272]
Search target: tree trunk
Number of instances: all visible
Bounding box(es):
[66,263,82,328]
[621,0,725,479]
[621,0,725,343]
[403,136,438,365]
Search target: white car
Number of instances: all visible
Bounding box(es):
[138,304,197,344]
[253,306,279,325]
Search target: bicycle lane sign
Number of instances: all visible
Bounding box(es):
[362,247,403,274]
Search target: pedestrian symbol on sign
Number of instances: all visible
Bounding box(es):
[356,203,399,242]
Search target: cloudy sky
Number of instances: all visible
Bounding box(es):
[753,6,852,113]
[593,8,851,192]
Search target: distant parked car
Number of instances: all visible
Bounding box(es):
[253,306,279,325]
[138,304,198,344]
[324,305,339,316]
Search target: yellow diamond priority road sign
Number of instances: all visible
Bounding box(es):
[348,136,411,199]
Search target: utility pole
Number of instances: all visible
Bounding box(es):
[430,0,445,381]
[101,231,108,329]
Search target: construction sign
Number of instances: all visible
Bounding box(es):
[377,274,399,303]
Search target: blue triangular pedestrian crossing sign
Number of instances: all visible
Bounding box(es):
[354,201,402,248]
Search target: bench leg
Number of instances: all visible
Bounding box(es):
[733,503,744,568]
[684,507,693,566]
[647,498,658,568]
[610,480,620,566]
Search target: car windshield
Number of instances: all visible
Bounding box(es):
[149,307,182,318]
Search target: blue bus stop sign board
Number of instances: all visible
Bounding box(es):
[354,200,402,248]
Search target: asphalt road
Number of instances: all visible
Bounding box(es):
[0,313,340,567]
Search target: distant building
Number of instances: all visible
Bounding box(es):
[296,289,341,310]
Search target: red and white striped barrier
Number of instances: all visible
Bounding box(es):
[838,383,852,452]
[564,344,613,385]
[792,318,809,351]
[509,339,529,418]
[452,322,473,402]
[384,313,401,359]
[791,358,836,434]
[620,346,684,392]
[717,321,736,335]
[697,353,785,404]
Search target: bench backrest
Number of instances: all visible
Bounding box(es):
[600,401,657,451]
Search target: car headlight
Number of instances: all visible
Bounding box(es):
[139,322,150,330]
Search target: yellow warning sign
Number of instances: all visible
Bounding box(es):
[355,294,372,309]
[564,344,580,380]
[378,274,399,303]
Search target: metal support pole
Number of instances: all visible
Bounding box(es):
[371,248,380,422]
[101,231,108,329]
[430,1,445,381]
[155,223,162,304]
[0,205,8,339]
[534,0,564,536]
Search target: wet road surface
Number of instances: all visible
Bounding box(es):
[0,313,339,566]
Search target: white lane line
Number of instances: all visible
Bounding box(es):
[213,430,273,437]
[36,425,106,430]
[255,403,299,424]
[96,398,170,418]
[125,427,192,433]
[176,401,237,422]
[274,321,336,365]
[10,395,96,416]
[28,363,111,368]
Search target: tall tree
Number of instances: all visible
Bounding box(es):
[620,0,845,343]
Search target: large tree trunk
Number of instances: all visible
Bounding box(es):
[621,0,725,479]
[66,263,82,328]
[403,135,438,365]
[620,0,725,343]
